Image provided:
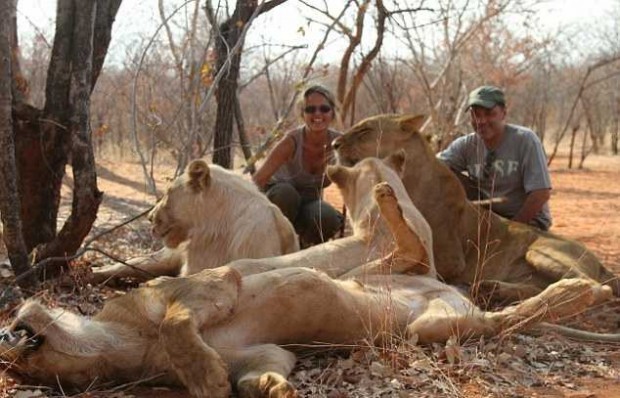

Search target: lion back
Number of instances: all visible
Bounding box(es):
[208,167,299,259]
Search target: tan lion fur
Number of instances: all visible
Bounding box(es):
[1,254,612,396]
[1,176,613,396]
[226,152,436,279]
[92,159,299,282]
[333,114,620,302]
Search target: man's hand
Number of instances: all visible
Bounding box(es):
[512,188,551,225]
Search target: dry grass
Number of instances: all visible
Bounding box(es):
[0,150,619,397]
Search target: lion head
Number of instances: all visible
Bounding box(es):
[0,266,242,391]
[0,300,124,387]
[326,151,407,230]
[148,159,248,249]
[332,114,428,166]
[148,160,215,248]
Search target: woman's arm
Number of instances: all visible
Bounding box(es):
[252,136,295,189]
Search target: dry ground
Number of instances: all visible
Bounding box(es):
[0,151,619,398]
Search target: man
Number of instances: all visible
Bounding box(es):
[438,85,552,230]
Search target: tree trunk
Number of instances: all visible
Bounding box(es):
[12,0,121,275]
[34,0,103,264]
[579,124,590,169]
[211,1,256,168]
[567,124,578,169]
[0,0,36,289]
[234,94,254,173]
[209,0,287,168]
[612,99,619,155]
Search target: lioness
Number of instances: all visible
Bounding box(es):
[333,114,620,301]
[92,159,299,282]
[1,183,612,397]
[227,151,435,279]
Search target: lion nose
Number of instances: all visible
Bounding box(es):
[0,328,18,344]
[332,137,342,150]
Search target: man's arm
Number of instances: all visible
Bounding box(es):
[437,136,480,200]
[512,188,551,224]
[436,137,468,173]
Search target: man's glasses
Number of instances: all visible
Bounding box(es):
[304,105,332,114]
[483,151,496,179]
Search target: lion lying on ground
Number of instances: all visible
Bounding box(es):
[332,114,620,302]
[92,159,299,282]
[1,182,612,398]
[227,151,435,279]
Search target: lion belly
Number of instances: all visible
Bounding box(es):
[387,275,477,316]
[203,268,415,348]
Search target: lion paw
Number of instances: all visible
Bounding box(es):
[238,372,298,398]
[171,349,231,398]
[373,182,395,201]
[181,361,231,398]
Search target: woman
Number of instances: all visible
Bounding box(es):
[253,85,343,247]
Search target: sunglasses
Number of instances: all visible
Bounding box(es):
[483,151,496,179]
[304,105,332,114]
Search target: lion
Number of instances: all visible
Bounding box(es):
[226,151,435,279]
[332,114,620,302]
[1,181,613,398]
[92,159,299,282]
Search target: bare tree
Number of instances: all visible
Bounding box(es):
[362,56,409,114]
[206,0,289,169]
[0,0,36,289]
[391,0,548,148]
[300,0,394,124]
[7,0,121,277]
[547,55,620,165]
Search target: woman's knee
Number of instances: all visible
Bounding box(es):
[298,201,343,245]
[265,183,301,223]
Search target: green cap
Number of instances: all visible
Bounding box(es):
[467,85,505,109]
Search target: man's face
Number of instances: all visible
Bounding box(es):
[469,105,506,143]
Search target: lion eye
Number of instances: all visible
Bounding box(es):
[355,128,371,138]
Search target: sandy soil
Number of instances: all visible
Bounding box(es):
[546,154,620,275]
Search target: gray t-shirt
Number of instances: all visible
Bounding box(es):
[438,124,552,229]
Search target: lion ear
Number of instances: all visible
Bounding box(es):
[383,149,406,177]
[326,165,350,186]
[399,114,425,133]
[187,159,211,192]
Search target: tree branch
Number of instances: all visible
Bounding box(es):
[43,0,74,118]
[91,0,122,91]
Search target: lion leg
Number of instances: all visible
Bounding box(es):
[473,279,544,304]
[526,240,620,297]
[405,295,494,344]
[487,278,613,332]
[373,182,430,275]
[226,344,298,398]
[339,257,390,279]
[160,301,231,398]
[91,246,184,284]
[406,278,612,344]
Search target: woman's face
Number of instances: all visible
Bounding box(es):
[303,92,334,134]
